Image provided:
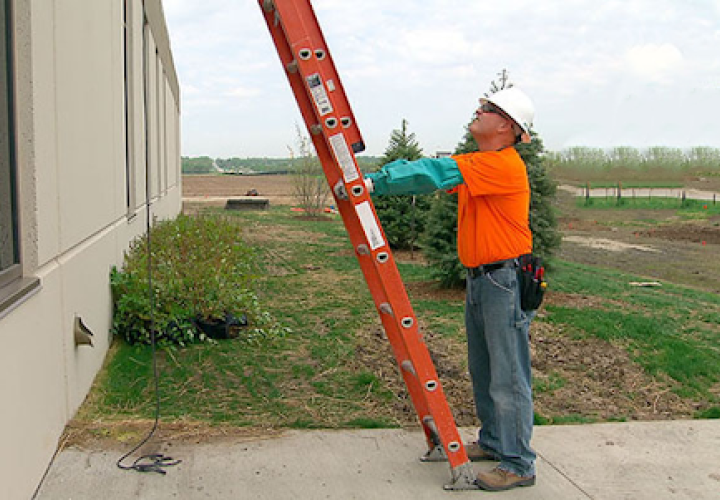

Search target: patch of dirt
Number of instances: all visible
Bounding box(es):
[530,321,697,421]
[242,221,320,248]
[182,174,318,207]
[543,291,625,310]
[554,188,720,292]
[563,235,660,253]
[639,224,720,245]
[350,320,477,427]
[350,297,700,429]
[560,231,720,293]
[60,419,285,452]
[405,280,464,302]
[684,176,720,192]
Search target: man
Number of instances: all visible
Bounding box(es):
[364,87,537,491]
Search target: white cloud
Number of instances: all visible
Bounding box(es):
[182,84,200,96]
[399,27,472,66]
[624,43,684,83]
[165,0,720,157]
[225,86,261,99]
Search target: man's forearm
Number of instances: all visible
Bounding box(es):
[365,157,463,196]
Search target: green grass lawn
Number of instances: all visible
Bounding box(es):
[76,206,720,433]
[547,261,720,400]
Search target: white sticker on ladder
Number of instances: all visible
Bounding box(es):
[355,201,385,250]
[306,73,333,116]
[329,133,359,183]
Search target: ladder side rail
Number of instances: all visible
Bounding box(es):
[302,115,441,452]
[271,0,364,154]
[262,4,321,139]
[341,242,440,450]
[293,4,365,153]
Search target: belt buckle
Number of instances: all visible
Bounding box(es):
[468,265,488,278]
[468,259,512,278]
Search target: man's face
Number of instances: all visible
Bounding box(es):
[469,101,512,144]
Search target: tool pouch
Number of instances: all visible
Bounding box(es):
[517,254,546,311]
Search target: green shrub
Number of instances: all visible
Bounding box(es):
[111,214,283,346]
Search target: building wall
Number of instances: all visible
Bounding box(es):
[0,1,181,498]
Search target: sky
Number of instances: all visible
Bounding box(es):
[163,0,720,158]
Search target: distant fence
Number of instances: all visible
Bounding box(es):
[562,184,719,205]
[221,170,290,176]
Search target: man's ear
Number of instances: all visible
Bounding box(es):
[497,119,514,134]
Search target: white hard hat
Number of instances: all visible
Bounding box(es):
[481,87,535,143]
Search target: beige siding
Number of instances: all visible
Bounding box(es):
[126,0,146,213]
[54,0,125,253]
[0,1,182,498]
[30,0,58,268]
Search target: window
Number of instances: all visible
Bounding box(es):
[0,0,19,289]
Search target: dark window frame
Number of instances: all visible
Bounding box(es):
[0,0,38,319]
[0,0,20,288]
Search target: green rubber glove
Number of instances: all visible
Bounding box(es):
[364,157,463,196]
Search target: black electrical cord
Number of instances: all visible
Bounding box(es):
[116,11,180,475]
[115,192,181,475]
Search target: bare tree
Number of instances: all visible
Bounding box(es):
[487,68,512,96]
[289,125,330,218]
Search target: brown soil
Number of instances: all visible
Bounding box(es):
[182,173,308,209]
[555,189,720,293]
[61,419,286,451]
[348,287,700,431]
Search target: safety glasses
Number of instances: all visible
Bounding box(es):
[479,101,526,143]
[479,102,507,116]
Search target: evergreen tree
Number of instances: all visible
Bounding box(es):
[421,190,462,286]
[421,71,561,287]
[373,120,431,250]
[517,132,562,259]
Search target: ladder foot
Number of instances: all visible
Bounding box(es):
[419,444,446,463]
[443,462,479,491]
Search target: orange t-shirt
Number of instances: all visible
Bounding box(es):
[451,149,532,267]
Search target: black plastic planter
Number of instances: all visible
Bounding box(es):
[195,312,248,340]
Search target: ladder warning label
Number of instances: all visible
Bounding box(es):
[355,201,385,250]
[306,73,333,116]
[329,133,359,182]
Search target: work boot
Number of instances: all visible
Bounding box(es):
[475,467,536,491]
[465,442,499,462]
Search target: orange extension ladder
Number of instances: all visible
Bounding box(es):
[258,0,476,490]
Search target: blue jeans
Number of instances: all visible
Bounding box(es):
[465,266,536,477]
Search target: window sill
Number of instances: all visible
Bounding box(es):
[0,276,41,320]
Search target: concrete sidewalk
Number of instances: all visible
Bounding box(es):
[35,420,720,499]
